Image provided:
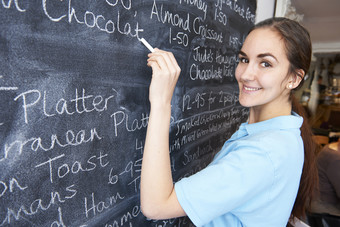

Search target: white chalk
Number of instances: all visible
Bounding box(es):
[139,38,154,53]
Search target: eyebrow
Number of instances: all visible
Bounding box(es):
[238,50,247,56]
[258,53,279,63]
[238,50,279,63]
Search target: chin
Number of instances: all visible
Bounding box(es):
[238,96,254,107]
[238,98,253,107]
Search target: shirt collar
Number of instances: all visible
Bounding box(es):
[231,112,303,140]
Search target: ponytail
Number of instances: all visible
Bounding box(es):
[290,94,318,219]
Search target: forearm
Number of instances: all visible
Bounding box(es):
[141,103,174,214]
[140,49,184,219]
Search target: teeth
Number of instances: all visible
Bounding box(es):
[244,86,261,91]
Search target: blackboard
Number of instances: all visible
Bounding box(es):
[0,1,256,226]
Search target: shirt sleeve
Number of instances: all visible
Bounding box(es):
[174,140,275,226]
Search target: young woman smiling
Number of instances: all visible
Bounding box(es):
[140,18,318,227]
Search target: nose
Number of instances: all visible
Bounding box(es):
[237,62,256,82]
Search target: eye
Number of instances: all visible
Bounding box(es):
[260,61,271,68]
[239,57,249,64]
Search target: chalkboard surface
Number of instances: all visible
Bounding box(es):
[0,1,255,226]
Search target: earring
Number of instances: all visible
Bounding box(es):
[288,84,293,89]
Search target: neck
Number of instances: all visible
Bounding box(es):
[248,99,292,124]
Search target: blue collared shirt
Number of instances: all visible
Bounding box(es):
[175,113,304,227]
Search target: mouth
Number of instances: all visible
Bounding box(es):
[243,85,262,92]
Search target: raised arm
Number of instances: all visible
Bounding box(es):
[140,49,186,219]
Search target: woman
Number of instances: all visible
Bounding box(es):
[140,18,318,226]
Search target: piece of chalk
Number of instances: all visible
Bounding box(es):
[140,38,154,53]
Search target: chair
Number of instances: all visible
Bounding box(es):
[307,212,324,227]
[313,135,329,147]
[322,213,340,227]
[327,110,340,130]
[306,212,340,227]
[289,217,310,227]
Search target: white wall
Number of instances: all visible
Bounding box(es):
[255,0,276,23]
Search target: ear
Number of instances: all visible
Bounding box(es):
[287,69,304,90]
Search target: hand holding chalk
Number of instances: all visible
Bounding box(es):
[139,38,155,53]
[147,49,181,106]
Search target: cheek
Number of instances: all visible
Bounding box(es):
[262,79,284,94]
[235,64,242,82]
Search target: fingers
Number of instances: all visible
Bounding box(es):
[147,49,181,77]
[146,49,181,105]
[165,51,181,76]
[147,51,169,73]
[147,58,161,72]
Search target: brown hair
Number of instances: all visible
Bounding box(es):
[252,18,318,220]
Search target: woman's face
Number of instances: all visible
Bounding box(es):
[235,28,292,110]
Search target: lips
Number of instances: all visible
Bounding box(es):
[243,85,262,91]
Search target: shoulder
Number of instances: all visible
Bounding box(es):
[220,120,303,163]
[255,128,303,161]
[320,144,340,158]
[318,145,340,170]
[228,127,304,176]
[239,126,303,154]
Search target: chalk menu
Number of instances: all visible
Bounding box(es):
[0,0,255,226]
